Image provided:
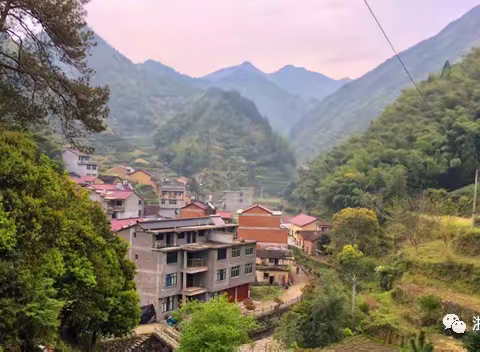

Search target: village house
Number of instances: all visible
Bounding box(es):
[255,249,294,286]
[87,183,144,220]
[104,165,134,179]
[62,149,98,178]
[158,179,187,218]
[127,169,158,192]
[289,214,319,246]
[237,204,288,249]
[219,187,255,212]
[116,215,256,321]
[179,200,216,218]
[297,223,333,255]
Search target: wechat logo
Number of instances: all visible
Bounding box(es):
[443,314,466,334]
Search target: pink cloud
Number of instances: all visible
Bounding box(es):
[86,0,480,79]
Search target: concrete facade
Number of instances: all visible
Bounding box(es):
[62,149,98,177]
[159,180,187,218]
[87,184,144,220]
[255,249,293,286]
[117,216,256,321]
[220,187,254,212]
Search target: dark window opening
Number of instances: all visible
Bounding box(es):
[167,252,178,264]
[217,248,227,260]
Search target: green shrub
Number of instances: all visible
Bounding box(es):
[359,302,370,315]
[343,328,354,338]
[452,229,480,256]
[391,287,409,304]
[417,294,442,326]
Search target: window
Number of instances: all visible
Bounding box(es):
[245,246,254,256]
[217,248,227,260]
[166,273,177,287]
[162,296,174,312]
[263,272,269,279]
[138,210,142,217]
[111,212,117,219]
[239,192,243,197]
[133,232,137,238]
[217,268,226,281]
[245,263,253,275]
[178,232,185,239]
[198,230,205,237]
[115,200,122,206]
[269,258,275,264]
[232,247,241,258]
[166,252,178,264]
[92,165,97,170]
[138,200,142,205]
[161,199,165,204]
[135,254,138,260]
[169,199,177,205]
[87,164,92,170]
[157,234,164,241]
[230,265,240,278]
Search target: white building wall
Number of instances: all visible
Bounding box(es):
[62,150,98,177]
[124,193,144,218]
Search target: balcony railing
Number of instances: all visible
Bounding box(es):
[187,258,204,267]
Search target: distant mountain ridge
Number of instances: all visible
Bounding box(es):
[200,62,349,133]
[291,4,480,160]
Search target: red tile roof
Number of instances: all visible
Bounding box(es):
[240,204,274,214]
[70,175,97,184]
[111,217,145,231]
[103,190,134,200]
[290,214,317,227]
[217,211,232,219]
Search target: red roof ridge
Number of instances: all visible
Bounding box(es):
[240,204,274,214]
[290,213,318,227]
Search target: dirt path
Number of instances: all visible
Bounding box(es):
[253,264,309,310]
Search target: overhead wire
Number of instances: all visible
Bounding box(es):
[363,0,439,121]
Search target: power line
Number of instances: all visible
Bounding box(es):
[363,0,439,121]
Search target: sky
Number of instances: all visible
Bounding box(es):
[86,0,480,80]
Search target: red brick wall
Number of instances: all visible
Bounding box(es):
[238,215,281,227]
[237,228,288,244]
[304,240,313,255]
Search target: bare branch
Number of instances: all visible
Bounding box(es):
[0,0,12,31]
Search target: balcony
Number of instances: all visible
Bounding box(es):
[182,286,207,296]
[183,258,208,274]
[107,205,125,212]
[256,264,290,272]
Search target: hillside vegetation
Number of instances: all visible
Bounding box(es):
[154,89,296,195]
[290,47,480,215]
[291,5,480,160]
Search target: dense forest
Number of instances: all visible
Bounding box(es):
[154,88,296,195]
[291,5,480,160]
[289,47,480,215]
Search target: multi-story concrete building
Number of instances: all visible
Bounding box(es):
[116,216,256,321]
[62,149,98,178]
[87,183,144,220]
[219,187,254,212]
[158,179,187,218]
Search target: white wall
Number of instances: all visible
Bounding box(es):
[62,150,98,177]
[124,193,144,218]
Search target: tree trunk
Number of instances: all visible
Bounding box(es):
[0,0,12,32]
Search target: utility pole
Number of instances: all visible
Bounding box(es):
[473,169,479,227]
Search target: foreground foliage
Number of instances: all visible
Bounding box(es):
[0,132,139,350]
[174,295,256,352]
[275,275,348,349]
[0,0,109,144]
[292,47,480,216]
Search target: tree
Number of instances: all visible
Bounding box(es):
[173,295,256,352]
[0,131,139,350]
[332,208,380,254]
[336,245,364,327]
[275,280,347,349]
[0,0,109,145]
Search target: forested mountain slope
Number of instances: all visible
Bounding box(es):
[154,88,296,195]
[201,62,313,133]
[88,34,200,136]
[290,47,480,214]
[291,5,480,160]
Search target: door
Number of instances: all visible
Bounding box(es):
[166,233,173,246]
[269,276,274,285]
[186,274,194,287]
[192,233,197,243]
